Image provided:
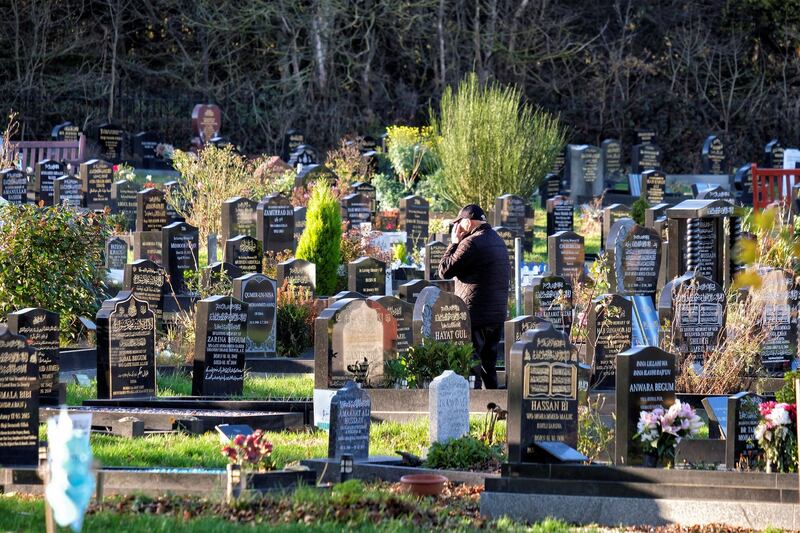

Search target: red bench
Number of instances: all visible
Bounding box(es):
[751,163,800,211]
[11,135,86,170]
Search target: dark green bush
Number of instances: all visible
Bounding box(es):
[295,181,342,296]
[425,436,502,471]
[630,196,648,225]
[0,204,113,342]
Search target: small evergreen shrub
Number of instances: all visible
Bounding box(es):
[425,436,502,471]
[295,181,342,296]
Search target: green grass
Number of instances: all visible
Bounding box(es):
[67,374,315,406]
[526,206,600,264]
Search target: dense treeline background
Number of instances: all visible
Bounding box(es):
[4,0,800,172]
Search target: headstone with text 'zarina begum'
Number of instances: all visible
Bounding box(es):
[615,346,676,465]
[429,370,469,444]
[507,322,579,462]
[191,296,248,396]
[7,308,60,406]
[328,380,371,460]
[95,291,156,399]
[314,298,397,389]
[0,326,38,466]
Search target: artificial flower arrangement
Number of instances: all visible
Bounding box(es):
[755,401,797,473]
[635,400,703,467]
[221,430,276,472]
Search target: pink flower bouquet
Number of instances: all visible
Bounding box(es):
[755,401,797,473]
[635,400,703,467]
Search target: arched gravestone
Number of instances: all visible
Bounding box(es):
[34,159,65,206]
[0,168,27,204]
[587,294,632,390]
[352,182,377,215]
[523,275,573,334]
[507,322,579,462]
[7,308,59,406]
[347,257,386,296]
[124,259,165,324]
[0,326,38,466]
[764,139,784,168]
[547,231,585,282]
[294,164,337,191]
[225,235,262,274]
[314,298,398,388]
[53,176,83,208]
[611,224,662,296]
[192,104,222,144]
[105,237,128,270]
[669,271,726,368]
[640,170,666,205]
[429,370,470,444]
[95,292,156,399]
[750,268,800,375]
[615,346,676,466]
[233,273,277,358]
[112,179,138,230]
[191,296,248,396]
[80,159,113,209]
[412,286,471,346]
[369,295,413,354]
[221,197,258,243]
[276,258,316,296]
[494,194,533,251]
[701,135,727,175]
[288,144,318,168]
[257,193,295,254]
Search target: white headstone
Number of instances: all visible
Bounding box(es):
[429,370,470,444]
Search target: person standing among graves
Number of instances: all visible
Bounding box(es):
[438,204,510,388]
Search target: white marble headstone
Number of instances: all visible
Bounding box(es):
[429,370,470,444]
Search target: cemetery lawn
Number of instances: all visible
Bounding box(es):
[526,208,599,264]
[0,484,578,532]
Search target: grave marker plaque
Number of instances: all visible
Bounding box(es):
[136,188,168,232]
[112,179,138,229]
[328,381,371,460]
[342,193,372,229]
[507,322,579,462]
[641,170,666,204]
[0,327,38,466]
[429,370,470,444]
[98,123,124,163]
[587,294,632,389]
[398,279,431,304]
[123,259,165,323]
[225,235,262,274]
[348,257,386,296]
[726,392,763,469]
[7,309,59,406]
[233,273,277,358]
[314,298,397,388]
[547,231,585,282]
[671,273,726,366]
[106,236,128,270]
[80,159,113,209]
[162,221,199,295]
[192,104,222,143]
[52,121,81,141]
[752,269,800,374]
[631,143,662,173]
[399,195,429,251]
[615,225,662,295]
[412,286,471,345]
[133,131,159,168]
[615,346,676,465]
[281,129,304,162]
[95,292,156,399]
[277,258,316,296]
[601,139,622,178]
[539,173,561,209]
[34,159,65,206]
[503,315,543,369]
[546,196,574,236]
[369,295,413,353]
[764,139,784,168]
[221,197,258,243]
[53,176,83,207]
[0,168,27,204]
[257,193,295,253]
[425,241,446,281]
[523,275,573,334]
[701,135,727,175]
[191,296,248,396]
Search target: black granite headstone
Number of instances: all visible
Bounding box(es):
[425,241,446,281]
[161,221,199,295]
[615,225,662,295]
[398,279,431,304]
[52,121,81,141]
[7,308,59,406]
[34,159,65,206]
[726,392,763,469]
[328,381,371,460]
[98,123,124,163]
[587,294,632,389]
[752,268,800,374]
[106,236,128,270]
[601,139,622,178]
[294,206,307,246]
[136,188,168,232]
[523,275,573,334]
[640,170,666,205]
[225,235,263,274]
[95,291,156,399]
[132,230,163,265]
[507,322,579,462]
[539,173,561,209]
[221,197,258,243]
[276,258,316,296]
[80,159,113,209]
[701,135,727,175]
[123,259,165,324]
[614,346,676,465]
[191,296,248,396]
[133,131,159,169]
[547,231,585,282]
[764,139,784,168]
[734,164,754,206]
[112,179,138,230]
[0,168,27,204]
[282,130,305,162]
[233,273,277,358]
[0,326,38,466]
[399,195,429,251]
[341,192,372,229]
[631,143,662,173]
[53,176,83,207]
[670,272,726,366]
[347,257,386,296]
[257,193,295,254]
[546,196,574,236]
[503,315,544,370]
[369,295,413,353]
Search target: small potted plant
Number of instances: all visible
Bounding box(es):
[222,430,315,499]
[755,401,797,473]
[635,400,703,468]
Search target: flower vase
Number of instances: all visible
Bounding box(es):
[643,452,659,468]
